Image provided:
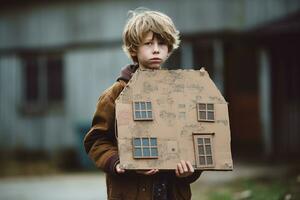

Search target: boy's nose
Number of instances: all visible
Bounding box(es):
[153,43,159,54]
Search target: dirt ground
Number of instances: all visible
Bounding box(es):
[0,161,299,200]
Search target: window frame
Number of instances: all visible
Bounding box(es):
[20,53,64,115]
[132,137,158,159]
[197,103,215,122]
[193,133,215,168]
[132,101,153,121]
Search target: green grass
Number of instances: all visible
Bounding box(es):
[192,177,297,200]
[209,191,232,200]
[235,179,286,200]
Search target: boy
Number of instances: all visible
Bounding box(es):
[84,8,201,200]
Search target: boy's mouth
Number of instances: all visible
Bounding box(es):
[150,58,162,62]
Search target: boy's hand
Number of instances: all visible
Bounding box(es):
[116,164,159,175]
[136,169,159,175]
[175,160,194,178]
[115,163,125,174]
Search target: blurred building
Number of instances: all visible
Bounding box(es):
[0,0,299,164]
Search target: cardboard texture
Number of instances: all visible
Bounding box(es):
[115,68,233,170]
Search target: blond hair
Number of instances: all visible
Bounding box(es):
[122,8,180,62]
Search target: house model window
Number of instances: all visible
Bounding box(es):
[197,103,215,122]
[133,101,153,120]
[133,137,158,159]
[193,134,214,168]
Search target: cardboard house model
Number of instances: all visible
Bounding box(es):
[115,68,233,171]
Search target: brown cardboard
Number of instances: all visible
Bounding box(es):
[115,68,233,170]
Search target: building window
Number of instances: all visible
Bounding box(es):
[133,137,158,158]
[197,103,215,122]
[133,101,153,120]
[22,53,64,114]
[193,134,214,168]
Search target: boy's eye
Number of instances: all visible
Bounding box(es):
[144,42,152,45]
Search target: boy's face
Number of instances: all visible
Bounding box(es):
[132,31,169,70]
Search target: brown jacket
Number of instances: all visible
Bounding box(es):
[84,80,201,200]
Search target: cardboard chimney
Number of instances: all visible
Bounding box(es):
[115,68,233,171]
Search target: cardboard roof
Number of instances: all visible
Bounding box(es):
[117,68,227,105]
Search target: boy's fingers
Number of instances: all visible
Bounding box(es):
[117,168,124,173]
[144,169,159,175]
[116,164,125,174]
[181,160,188,172]
[177,163,184,174]
[186,161,194,173]
[150,169,159,175]
[145,170,153,175]
[175,161,195,178]
[148,169,156,174]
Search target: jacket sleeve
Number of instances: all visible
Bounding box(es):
[83,81,125,174]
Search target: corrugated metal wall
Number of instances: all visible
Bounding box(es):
[0,55,72,151]
[65,47,128,124]
[0,47,128,152]
[0,55,21,150]
[1,0,300,49]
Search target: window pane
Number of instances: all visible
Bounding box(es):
[197,138,203,145]
[141,102,146,110]
[199,111,206,119]
[207,111,214,120]
[199,156,206,165]
[135,111,141,119]
[141,111,147,118]
[207,104,214,110]
[142,138,149,146]
[205,145,211,155]
[147,111,152,119]
[195,135,214,167]
[150,138,157,146]
[151,148,158,157]
[143,148,150,156]
[134,148,142,157]
[47,59,63,101]
[204,138,211,144]
[198,103,206,110]
[198,145,204,155]
[146,102,152,110]
[134,138,141,146]
[135,102,140,110]
[207,156,213,165]
[25,61,39,101]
